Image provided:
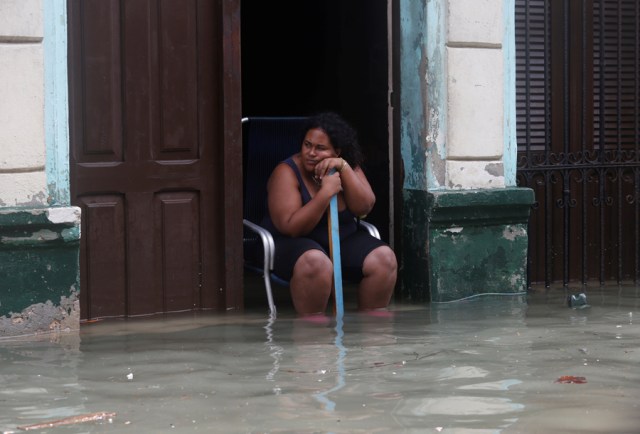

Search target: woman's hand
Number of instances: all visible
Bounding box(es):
[318,170,342,197]
[314,156,375,217]
[314,157,347,180]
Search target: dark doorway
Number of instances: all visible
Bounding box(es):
[241,0,392,240]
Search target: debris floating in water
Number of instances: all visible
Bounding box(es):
[16,412,116,431]
[555,375,587,384]
[567,293,588,308]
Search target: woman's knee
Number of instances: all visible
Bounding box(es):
[363,246,397,276]
[293,249,333,280]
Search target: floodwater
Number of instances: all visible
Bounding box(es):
[1,285,639,434]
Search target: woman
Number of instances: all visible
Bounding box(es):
[262,112,397,315]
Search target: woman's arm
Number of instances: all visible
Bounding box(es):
[267,163,341,237]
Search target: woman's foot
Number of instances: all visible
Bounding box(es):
[296,313,332,325]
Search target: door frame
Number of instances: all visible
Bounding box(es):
[220,0,244,310]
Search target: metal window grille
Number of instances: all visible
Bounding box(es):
[516,0,640,286]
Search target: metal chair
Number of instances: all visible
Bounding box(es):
[242,117,380,316]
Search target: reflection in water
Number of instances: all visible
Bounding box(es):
[459,378,523,390]
[313,315,347,411]
[0,334,89,429]
[395,396,524,416]
[263,314,283,385]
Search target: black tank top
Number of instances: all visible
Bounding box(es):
[261,157,357,246]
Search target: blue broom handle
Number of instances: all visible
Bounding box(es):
[328,177,344,317]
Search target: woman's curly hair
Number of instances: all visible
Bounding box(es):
[301,112,364,168]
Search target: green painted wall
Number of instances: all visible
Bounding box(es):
[402,188,534,302]
[400,194,535,303]
[400,189,431,301]
[0,209,80,317]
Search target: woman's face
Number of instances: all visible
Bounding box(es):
[300,128,339,173]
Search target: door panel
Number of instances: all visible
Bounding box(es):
[79,195,127,318]
[157,1,199,158]
[156,192,201,311]
[68,0,240,319]
[78,1,123,161]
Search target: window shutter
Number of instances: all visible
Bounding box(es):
[593,0,640,150]
[515,0,550,153]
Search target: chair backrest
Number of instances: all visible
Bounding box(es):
[243,117,309,224]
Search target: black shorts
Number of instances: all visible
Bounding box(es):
[272,230,387,282]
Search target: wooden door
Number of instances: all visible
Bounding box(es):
[68,0,243,319]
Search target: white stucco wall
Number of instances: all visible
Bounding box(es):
[445,0,505,189]
[0,0,47,207]
[448,0,503,44]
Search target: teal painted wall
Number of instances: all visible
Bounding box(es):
[44,0,71,206]
[399,0,428,191]
[423,0,447,190]
[503,0,517,186]
[398,0,449,191]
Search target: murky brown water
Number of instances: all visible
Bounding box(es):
[1,285,639,433]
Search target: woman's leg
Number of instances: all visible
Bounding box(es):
[357,246,397,310]
[289,249,334,315]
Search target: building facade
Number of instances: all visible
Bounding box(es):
[0,0,533,335]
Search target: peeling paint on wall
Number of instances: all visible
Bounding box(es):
[444,226,463,234]
[424,0,447,189]
[2,229,60,244]
[400,0,450,191]
[47,207,81,224]
[502,225,526,241]
[446,160,506,189]
[0,290,79,337]
[485,162,504,177]
[20,191,49,208]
